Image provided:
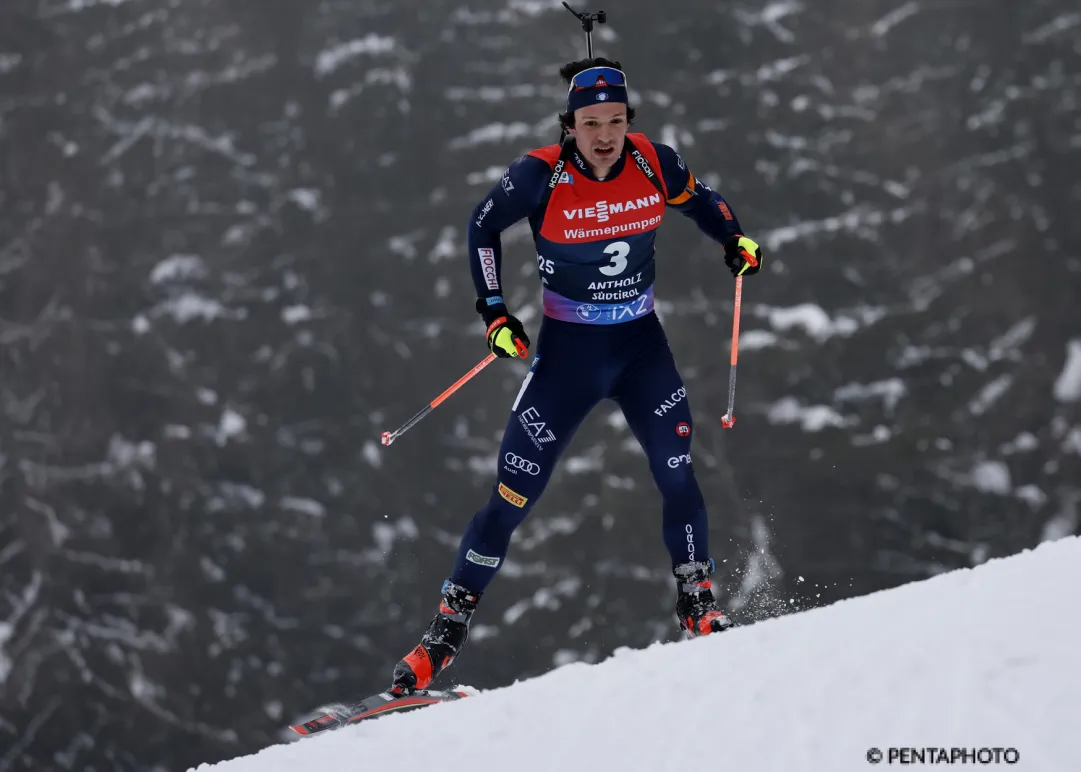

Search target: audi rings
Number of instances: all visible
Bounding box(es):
[504,452,540,475]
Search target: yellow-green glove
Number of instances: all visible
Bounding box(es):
[476,299,529,358]
[723,235,763,277]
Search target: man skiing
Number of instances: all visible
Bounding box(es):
[390,57,764,696]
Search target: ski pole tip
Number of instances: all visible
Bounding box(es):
[380,431,393,446]
[721,414,735,429]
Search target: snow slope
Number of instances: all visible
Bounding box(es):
[193,537,1081,772]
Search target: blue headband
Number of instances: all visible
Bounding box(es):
[566,85,628,113]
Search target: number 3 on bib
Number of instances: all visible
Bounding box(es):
[599,241,630,276]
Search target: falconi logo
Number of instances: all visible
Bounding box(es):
[654,387,687,417]
[498,482,528,508]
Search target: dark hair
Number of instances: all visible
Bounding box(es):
[557,56,637,131]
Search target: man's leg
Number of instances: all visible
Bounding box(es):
[612,321,732,636]
[612,334,709,567]
[450,351,600,593]
[393,337,602,692]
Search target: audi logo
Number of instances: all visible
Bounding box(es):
[504,453,540,475]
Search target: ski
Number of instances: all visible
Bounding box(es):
[289,689,472,736]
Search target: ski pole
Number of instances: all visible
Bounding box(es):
[719,277,743,428]
[720,262,755,428]
[720,246,759,428]
[381,352,504,446]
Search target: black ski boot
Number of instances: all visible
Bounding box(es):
[674,559,733,637]
[391,580,480,695]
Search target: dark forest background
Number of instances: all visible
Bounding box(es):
[1,0,1078,769]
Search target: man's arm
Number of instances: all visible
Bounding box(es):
[467,155,551,307]
[651,141,745,244]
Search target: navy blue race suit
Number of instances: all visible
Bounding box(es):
[454,134,744,592]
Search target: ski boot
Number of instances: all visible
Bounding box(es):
[674,559,733,637]
[390,580,480,695]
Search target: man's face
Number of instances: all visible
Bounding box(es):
[569,102,628,176]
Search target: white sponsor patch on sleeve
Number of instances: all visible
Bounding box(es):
[478,247,499,291]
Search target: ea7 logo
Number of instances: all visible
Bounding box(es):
[518,405,556,450]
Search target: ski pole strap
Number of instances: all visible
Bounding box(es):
[485,316,508,338]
